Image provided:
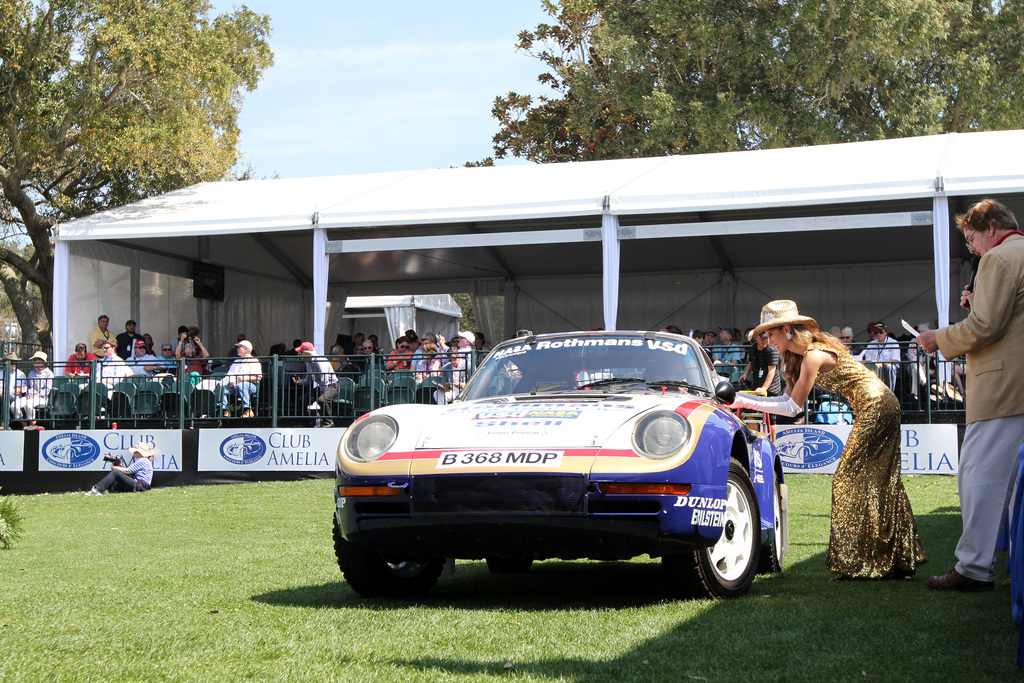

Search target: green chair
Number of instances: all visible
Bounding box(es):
[332,377,356,419]
[133,380,165,419]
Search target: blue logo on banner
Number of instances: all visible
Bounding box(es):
[776,427,844,470]
[42,433,101,469]
[220,433,267,465]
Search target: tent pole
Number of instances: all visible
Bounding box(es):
[313,222,328,354]
[601,199,621,332]
[53,237,70,363]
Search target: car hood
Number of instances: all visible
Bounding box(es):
[415,393,698,450]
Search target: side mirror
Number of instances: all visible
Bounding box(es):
[714,380,736,404]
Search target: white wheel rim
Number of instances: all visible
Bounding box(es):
[708,478,755,581]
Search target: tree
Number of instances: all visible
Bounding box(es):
[0,0,274,344]
[492,0,1024,163]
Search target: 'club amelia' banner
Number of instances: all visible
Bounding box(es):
[0,432,25,471]
[777,424,958,474]
[198,429,341,471]
[37,430,183,472]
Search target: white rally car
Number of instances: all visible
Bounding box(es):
[333,330,787,599]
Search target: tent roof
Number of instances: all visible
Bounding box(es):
[344,294,462,318]
[57,130,1024,241]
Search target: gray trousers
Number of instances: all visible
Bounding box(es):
[955,414,1024,581]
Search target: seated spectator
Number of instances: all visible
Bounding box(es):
[295,342,341,427]
[412,332,434,372]
[2,352,25,425]
[142,333,155,354]
[404,333,421,361]
[339,339,374,380]
[368,334,381,353]
[226,333,247,359]
[385,336,413,371]
[858,321,900,389]
[328,344,345,372]
[436,350,469,405]
[154,342,177,374]
[416,337,444,382]
[221,340,261,418]
[14,351,52,429]
[175,326,210,375]
[126,340,161,376]
[701,330,716,347]
[97,341,135,391]
[350,332,367,355]
[713,327,745,364]
[65,343,98,378]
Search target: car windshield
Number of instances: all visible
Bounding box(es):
[461,334,712,401]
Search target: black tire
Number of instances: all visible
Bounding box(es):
[485,556,534,573]
[333,518,444,597]
[663,458,761,599]
[757,473,785,574]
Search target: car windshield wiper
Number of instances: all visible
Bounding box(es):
[577,377,645,390]
[529,377,642,393]
[643,379,712,396]
[531,382,576,393]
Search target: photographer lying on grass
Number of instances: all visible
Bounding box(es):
[84,444,154,496]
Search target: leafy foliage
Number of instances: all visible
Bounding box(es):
[0,0,274,343]
[0,487,25,548]
[493,0,1024,163]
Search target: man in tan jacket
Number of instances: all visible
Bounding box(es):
[918,198,1024,592]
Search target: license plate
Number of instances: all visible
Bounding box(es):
[436,451,564,469]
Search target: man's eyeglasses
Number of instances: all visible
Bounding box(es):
[964,228,979,250]
[161,347,172,352]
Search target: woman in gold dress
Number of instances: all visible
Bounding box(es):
[730,300,927,579]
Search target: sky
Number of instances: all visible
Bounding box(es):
[210,1,557,179]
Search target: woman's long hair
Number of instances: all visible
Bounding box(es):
[781,324,852,389]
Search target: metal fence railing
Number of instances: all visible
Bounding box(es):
[0,351,484,430]
[705,342,966,424]
[0,344,965,430]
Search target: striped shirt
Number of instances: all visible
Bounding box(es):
[128,456,153,486]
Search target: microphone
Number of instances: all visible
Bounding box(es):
[964,254,981,310]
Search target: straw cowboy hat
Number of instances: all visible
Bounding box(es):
[129,444,155,459]
[748,300,819,340]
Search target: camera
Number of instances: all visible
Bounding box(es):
[102,455,122,465]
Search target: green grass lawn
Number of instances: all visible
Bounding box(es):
[1,475,1018,681]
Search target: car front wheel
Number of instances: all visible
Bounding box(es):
[663,458,761,598]
[333,518,445,597]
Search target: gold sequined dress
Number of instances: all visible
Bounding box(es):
[808,342,928,578]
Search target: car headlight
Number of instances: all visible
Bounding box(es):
[632,411,692,460]
[344,415,399,463]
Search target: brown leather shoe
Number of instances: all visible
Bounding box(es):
[926,568,994,592]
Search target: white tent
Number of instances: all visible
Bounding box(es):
[54,130,1024,360]
[336,295,462,350]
